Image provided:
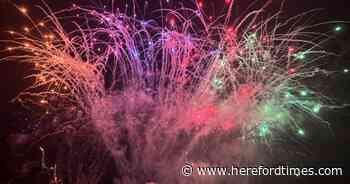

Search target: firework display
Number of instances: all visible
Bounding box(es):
[2,0,345,183]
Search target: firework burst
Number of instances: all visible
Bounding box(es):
[2,0,339,183]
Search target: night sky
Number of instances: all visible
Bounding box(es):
[0,0,350,183]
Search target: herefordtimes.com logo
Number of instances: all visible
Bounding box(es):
[181,163,343,177]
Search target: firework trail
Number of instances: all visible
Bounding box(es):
[2,0,337,183]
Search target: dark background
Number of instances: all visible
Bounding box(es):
[0,0,349,183]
